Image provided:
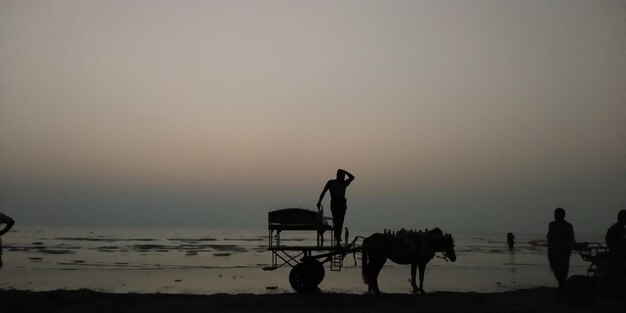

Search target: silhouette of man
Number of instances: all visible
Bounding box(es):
[605,209,626,293]
[546,207,575,300]
[0,212,15,269]
[317,169,354,246]
[606,209,626,260]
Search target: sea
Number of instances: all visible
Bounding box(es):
[0,226,604,294]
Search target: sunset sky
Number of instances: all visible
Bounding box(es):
[1,0,624,234]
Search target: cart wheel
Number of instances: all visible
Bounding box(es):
[289,260,325,293]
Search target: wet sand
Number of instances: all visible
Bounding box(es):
[0,288,604,313]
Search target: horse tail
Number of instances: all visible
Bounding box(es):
[361,237,369,284]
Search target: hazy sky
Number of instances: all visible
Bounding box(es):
[1,0,625,234]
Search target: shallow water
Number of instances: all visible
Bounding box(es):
[0,226,603,294]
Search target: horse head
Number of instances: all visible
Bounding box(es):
[441,233,456,262]
[427,227,442,235]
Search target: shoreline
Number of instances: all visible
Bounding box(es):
[0,265,568,295]
[0,287,610,313]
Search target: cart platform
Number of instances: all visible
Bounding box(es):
[265,207,361,293]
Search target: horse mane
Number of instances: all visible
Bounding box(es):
[426,227,442,235]
[386,227,455,246]
[386,227,443,237]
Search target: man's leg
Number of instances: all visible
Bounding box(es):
[556,267,567,299]
[550,254,570,301]
[331,208,345,246]
[605,253,625,297]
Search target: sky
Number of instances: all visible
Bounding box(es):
[1,0,625,234]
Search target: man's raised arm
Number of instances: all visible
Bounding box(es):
[342,169,355,185]
[0,214,15,237]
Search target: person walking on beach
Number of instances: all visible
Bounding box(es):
[546,207,575,301]
[317,169,355,247]
[0,212,15,269]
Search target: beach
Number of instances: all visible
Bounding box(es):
[0,226,603,295]
[3,226,619,313]
[0,227,622,312]
[0,288,594,313]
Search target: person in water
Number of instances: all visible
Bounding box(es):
[507,232,515,249]
[317,169,355,246]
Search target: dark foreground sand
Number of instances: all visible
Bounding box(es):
[0,288,621,313]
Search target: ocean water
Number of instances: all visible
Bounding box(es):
[0,226,603,294]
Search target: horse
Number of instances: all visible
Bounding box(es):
[361,228,456,294]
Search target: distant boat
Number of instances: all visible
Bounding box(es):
[528,239,548,247]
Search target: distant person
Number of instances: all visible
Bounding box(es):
[605,209,626,293]
[0,212,15,269]
[546,207,575,301]
[507,232,515,249]
[317,169,355,246]
[345,227,349,245]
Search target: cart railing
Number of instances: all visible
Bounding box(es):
[575,242,608,277]
[268,208,335,248]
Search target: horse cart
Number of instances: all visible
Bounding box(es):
[566,242,625,306]
[263,208,361,293]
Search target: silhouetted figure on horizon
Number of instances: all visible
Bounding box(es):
[507,232,515,249]
[0,212,15,269]
[547,207,575,301]
[605,209,626,294]
[345,227,349,245]
[317,169,355,246]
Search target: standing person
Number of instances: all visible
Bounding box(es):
[507,232,515,249]
[605,209,626,294]
[546,207,575,301]
[316,169,355,247]
[605,209,626,260]
[0,212,15,269]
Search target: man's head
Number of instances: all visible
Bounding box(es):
[554,208,566,221]
[617,209,626,224]
[336,169,345,181]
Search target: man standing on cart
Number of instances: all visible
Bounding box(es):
[317,169,355,247]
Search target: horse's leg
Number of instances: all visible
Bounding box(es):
[365,266,373,293]
[370,257,386,294]
[362,245,371,293]
[410,263,419,294]
[363,253,376,294]
[366,265,375,294]
[418,262,426,294]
